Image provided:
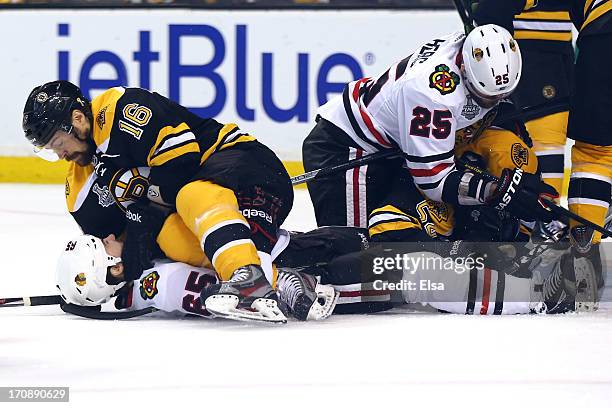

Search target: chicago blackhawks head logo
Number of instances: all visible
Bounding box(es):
[74,273,87,287]
[139,271,160,300]
[429,64,460,95]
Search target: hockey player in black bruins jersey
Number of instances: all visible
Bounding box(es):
[474,0,611,306]
[22,80,294,323]
[473,0,576,242]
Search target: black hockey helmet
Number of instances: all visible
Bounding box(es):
[22,80,91,148]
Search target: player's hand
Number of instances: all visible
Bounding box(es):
[487,168,558,222]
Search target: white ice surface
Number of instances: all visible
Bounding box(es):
[1,184,611,407]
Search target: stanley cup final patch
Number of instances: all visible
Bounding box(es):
[93,183,116,208]
[429,64,460,95]
[511,143,529,168]
[461,95,481,119]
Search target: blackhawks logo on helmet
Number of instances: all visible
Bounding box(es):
[429,64,460,95]
[74,273,87,287]
[139,271,160,300]
[511,143,529,168]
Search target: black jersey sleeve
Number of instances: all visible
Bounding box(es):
[473,0,530,33]
[65,165,127,238]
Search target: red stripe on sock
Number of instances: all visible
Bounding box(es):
[480,268,492,315]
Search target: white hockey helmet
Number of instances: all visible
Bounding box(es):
[461,24,522,100]
[56,235,125,306]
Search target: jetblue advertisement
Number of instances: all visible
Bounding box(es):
[0,10,461,159]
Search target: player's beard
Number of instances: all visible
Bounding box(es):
[67,131,96,166]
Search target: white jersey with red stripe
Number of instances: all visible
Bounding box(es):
[317,31,496,202]
[124,260,219,317]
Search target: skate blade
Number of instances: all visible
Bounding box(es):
[205,295,287,324]
[306,285,340,321]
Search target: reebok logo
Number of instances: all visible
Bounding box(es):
[126,209,142,223]
[241,209,272,223]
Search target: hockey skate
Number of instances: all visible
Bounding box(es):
[276,268,339,321]
[532,253,599,314]
[201,264,287,324]
[533,219,569,243]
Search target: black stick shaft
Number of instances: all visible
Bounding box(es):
[291,150,402,185]
[453,0,476,30]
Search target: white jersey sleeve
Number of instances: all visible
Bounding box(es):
[125,260,219,317]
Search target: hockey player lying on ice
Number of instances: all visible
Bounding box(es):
[55,234,339,322]
[55,225,599,321]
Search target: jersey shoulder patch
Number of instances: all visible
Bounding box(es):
[428,64,461,96]
[91,87,126,148]
[65,162,96,212]
[139,270,160,300]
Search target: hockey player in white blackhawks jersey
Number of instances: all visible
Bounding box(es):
[303,24,558,236]
[55,228,600,318]
[55,234,339,322]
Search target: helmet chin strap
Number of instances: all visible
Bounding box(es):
[465,80,502,108]
[104,255,123,285]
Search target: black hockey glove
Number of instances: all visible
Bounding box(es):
[487,168,558,223]
[121,202,171,281]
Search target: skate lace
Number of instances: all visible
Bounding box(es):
[277,272,304,308]
[229,270,251,283]
[541,220,568,241]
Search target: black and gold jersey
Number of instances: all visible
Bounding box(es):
[65,163,154,238]
[474,0,612,38]
[90,87,255,203]
[574,0,612,35]
[65,162,126,238]
[513,0,575,54]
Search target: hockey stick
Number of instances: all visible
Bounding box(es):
[457,158,612,238]
[0,294,158,319]
[60,303,158,320]
[291,149,402,185]
[452,0,476,32]
[0,295,62,308]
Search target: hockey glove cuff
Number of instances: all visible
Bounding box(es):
[487,168,558,223]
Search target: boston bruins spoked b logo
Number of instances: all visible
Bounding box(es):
[429,64,460,95]
[511,143,529,168]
